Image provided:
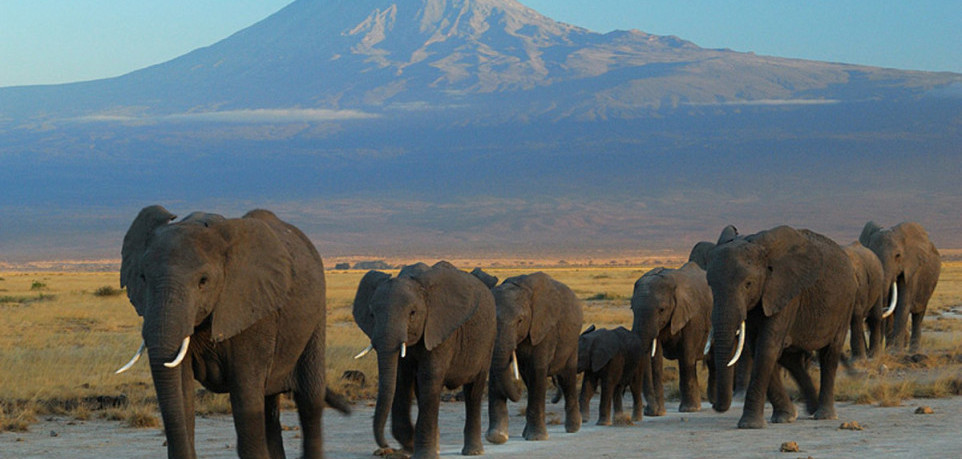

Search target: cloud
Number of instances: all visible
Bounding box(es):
[70,108,378,124]
[685,99,840,107]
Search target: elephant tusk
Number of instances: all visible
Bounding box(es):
[511,351,521,381]
[164,336,191,368]
[354,344,374,360]
[651,338,658,358]
[727,322,745,368]
[400,342,406,359]
[704,328,713,356]
[882,282,898,319]
[115,340,146,374]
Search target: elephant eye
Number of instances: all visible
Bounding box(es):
[198,276,209,288]
[744,281,753,290]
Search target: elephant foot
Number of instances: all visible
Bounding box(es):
[643,404,666,417]
[485,428,508,445]
[565,415,582,433]
[771,409,797,424]
[631,408,643,422]
[596,418,612,426]
[737,414,766,429]
[411,450,438,459]
[522,424,549,441]
[461,443,484,456]
[374,447,406,457]
[813,406,837,420]
[679,402,702,413]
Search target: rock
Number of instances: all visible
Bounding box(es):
[839,421,864,431]
[915,406,934,414]
[779,441,800,452]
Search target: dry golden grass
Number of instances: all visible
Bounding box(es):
[2,260,961,432]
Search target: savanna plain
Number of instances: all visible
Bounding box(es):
[2,261,962,457]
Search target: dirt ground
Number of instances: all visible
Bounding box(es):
[3,395,961,458]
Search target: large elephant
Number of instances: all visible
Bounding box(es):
[576,326,643,425]
[482,271,583,444]
[707,225,857,429]
[352,262,496,459]
[859,221,941,351]
[844,241,887,359]
[117,206,348,459]
[631,262,712,416]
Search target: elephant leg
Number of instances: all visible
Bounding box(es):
[849,314,868,360]
[866,314,883,358]
[485,385,509,445]
[909,311,925,353]
[779,352,818,415]
[677,358,701,413]
[522,366,549,441]
[597,373,615,426]
[293,329,325,459]
[265,394,286,459]
[738,326,779,429]
[644,351,666,416]
[579,375,595,423]
[229,384,270,458]
[180,364,196,452]
[629,367,644,422]
[461,375,486,456]
[392,363,417,453]
[733,347,753,400]
[556,366,582,432]
[766,368,796,424]
[813,345,841,421]
[705,351,716,405]
[413,371,442,459]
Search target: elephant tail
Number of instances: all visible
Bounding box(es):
[325,388,352,415]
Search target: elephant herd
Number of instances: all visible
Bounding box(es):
[114,205,941,459]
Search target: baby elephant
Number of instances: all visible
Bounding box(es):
[577,326,644,425]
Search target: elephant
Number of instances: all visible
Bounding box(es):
[352,262,497,459]
[630,262,712,416]
[859,221,941,351]
[117,205,349,459]
[844,241,887,359]
[577,326,644,425]
[480,271,583,444]
[470,267,500,289]
[707,225,857,429]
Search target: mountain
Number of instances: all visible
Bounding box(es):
[1,0,960,261]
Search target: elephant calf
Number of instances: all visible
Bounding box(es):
[353,262,497,459]
[844,241,887,359]
[577,326,644,425]
[631,262,713,416]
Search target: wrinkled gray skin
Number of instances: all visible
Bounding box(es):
[353,262,496,459]
[859,222,941,352]
[577,326,644,425]
[844,241,886,359]
[631,263,712,416]
[707,226,857,429]
[120,206,348,459]
[478,271,583,444]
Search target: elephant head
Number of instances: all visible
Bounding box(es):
[688,225,739,270]
[859,221,941,346]
[470,267,500,289]
[352,264,483,449]
[119,205,293,458]
[706,226,821,412]
[631,263,708,359]
[488,273,559,402]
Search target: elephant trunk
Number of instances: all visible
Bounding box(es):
[373,349,398,449]
[149,361,193,458]
[711,326,738,413]
[489,328,522,403]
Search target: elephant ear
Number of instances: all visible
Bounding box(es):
[352,270,392,338]
[120,205,176,316]
[859,221,883,246]
[589,330,617,373]
[755,226,823,317]
[210,218,293,342]
[669,265,704,335]
[526,273,564,346]
[717,225,740,245]
[688,242,715,270]
[421,269,483,351]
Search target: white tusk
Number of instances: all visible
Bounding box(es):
[511,351,521,380]
[115,341,146,374]
[727,322,745,368]
[401,342,406,359]
[651,338,658,358]
[704,328,713,356]
[164,336,191,368]
[882,282,898,319]
[354,344,374,360]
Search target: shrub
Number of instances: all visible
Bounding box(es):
[93,286,124,297]
[30,281,47,291]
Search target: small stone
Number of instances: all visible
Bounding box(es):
[915,406,934,414]
[49,430,59,437]
[839,421,864,431]
[780,441,800,452]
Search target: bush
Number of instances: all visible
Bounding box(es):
[30,281,47,291]
[93,286,124,297]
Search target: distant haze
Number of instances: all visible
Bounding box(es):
[1,0,960,262]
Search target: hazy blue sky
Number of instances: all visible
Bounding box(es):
[1,0,959,88]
